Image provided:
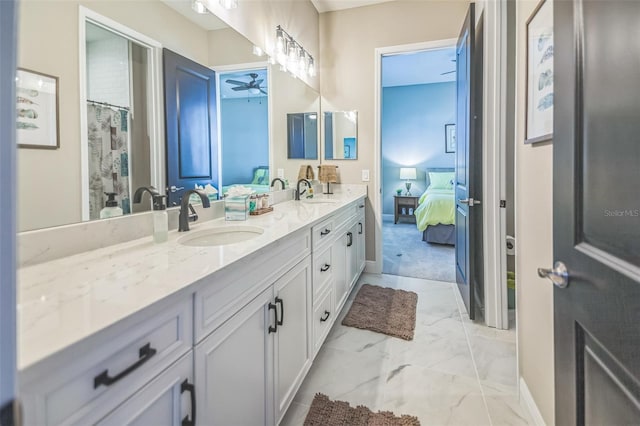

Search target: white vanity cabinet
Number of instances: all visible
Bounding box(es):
[194,257,312,426]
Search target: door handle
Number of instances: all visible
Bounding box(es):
[320,264,331,272]
[459,198,481,206]
[537,261,569,288]
[358,222,363,235]
[275,297,284,326]
[320,311,330,322]
[320,229,331,236]
[347,232,353,247]
[268,302,278,333]
[180,379,196,426]
[93,343,157,389]
[169,185,185,193]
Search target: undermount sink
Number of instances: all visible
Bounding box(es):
[301,198,339,204]
[178,225,264,247]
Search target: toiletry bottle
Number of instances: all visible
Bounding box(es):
[307,185,314,199]
[152,195,168,243]
[100,192,124,219]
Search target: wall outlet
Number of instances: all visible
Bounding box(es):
[277,168,285,179]
[362,169,370,182]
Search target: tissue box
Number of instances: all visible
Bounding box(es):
[225,196,249,221]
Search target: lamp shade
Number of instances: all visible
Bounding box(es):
[399,167,417,180]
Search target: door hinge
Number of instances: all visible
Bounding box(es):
[500,200,506,208]
[0,399,22,426]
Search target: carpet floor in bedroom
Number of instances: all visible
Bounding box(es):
[382,216,456,283]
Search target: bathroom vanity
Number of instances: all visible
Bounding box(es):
[18,189,367,425]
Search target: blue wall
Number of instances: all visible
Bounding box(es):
[220,97,269,186]
[382,82,455,215]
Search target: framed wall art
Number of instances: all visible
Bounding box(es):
[445,123,456,153]
[16,68,60,149]
[525,0,553,144]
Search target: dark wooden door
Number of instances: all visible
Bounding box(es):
[455,3,483,319]
[554,1,640,424]
[163,49,218,206]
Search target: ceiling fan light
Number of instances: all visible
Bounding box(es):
[191,0,209,14]
[249,88,260,95]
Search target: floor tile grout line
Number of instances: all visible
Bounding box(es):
[451,283,495,426]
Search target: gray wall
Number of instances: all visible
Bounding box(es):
[381,82,456,215]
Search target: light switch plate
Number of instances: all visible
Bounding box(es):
[277,168,284,179]
[362,169,370,182]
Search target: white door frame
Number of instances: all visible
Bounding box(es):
[373,11,509,329]
[79,6,164,221]
[0,0,17,413]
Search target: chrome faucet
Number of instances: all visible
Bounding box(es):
[295,179,312,201]
[270,178,286,190]
[179,189,211,232]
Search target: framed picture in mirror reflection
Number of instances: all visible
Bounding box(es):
[16,68,60,149]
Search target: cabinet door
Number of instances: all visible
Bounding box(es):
[332,235,349,311]
[273,258,312,423]
[346,223,359,291]
[195,287,275,426]
[96,352,194,426]
[357,216,366,274]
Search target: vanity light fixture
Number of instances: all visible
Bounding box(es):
[191,0,209,14]
[275,25,315,79]
[219,0,238,9]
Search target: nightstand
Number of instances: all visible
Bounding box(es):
[394,195,419,224]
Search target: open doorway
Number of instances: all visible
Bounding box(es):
[380,47,457,283]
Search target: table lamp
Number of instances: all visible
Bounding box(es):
[399,167,417,196]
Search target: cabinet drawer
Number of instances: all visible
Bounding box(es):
[311,217,334,250]
[312,244,333,299]
[20,297,192,426]
[195,230,310,342]
[313,286,335,356]
[333,203,358,232]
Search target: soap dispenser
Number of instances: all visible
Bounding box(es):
[100,192,124,219]
[152,195,169,243]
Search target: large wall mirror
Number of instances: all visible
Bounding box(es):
[17,0,320,232]
[324,110,358,160]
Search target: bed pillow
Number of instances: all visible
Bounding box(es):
[251,167,269,185]
[428,172,455,190]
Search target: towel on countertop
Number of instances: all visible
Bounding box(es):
[297,165,315,181]
[318,165,339,183]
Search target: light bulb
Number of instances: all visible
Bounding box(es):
[308,58,316,77]
[276,28,285,55]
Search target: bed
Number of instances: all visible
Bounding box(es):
[221,166,271,196]
[414,168,456,245]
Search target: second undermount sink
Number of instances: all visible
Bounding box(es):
[178,225,264,247]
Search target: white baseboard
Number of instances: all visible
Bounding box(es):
[364,260,381,274]
[519,377,547,426]
[382,213,393,221]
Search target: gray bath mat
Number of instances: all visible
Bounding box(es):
[304,393,420,426]
[341,284,418,340]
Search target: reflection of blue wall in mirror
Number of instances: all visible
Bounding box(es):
[381,82,455,215]
[220,97,269,186]
[343,137,356,159]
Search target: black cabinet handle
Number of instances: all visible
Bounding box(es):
[268,303,278,333]
[358,222,363,235]
[320,311,330,322]
[347,232,353,247]
[93,343,157,389]
[275,297,284,326]
[181,379,196,426]
[320,264,331,272]
[320,229,331,236]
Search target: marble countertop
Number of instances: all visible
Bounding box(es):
[17,188,367,371]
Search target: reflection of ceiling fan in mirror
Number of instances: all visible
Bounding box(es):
[225,73,267,95]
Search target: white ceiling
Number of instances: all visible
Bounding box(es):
[161,0,228,30]
[311,0,398,13]
[220,69,268,99]
[382,47,456,87]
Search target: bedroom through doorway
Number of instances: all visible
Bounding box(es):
[381,47,457,283]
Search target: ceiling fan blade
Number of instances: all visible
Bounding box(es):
[225,79,247,85]
[259,89,268,95]
[254,79,264,86]
[441,70,456,75]
[232,86,250,91]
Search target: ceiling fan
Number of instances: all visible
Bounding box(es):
[441,58,456,76]
[225,73,267,95]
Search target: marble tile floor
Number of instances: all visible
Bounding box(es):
[282,273,532,426]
